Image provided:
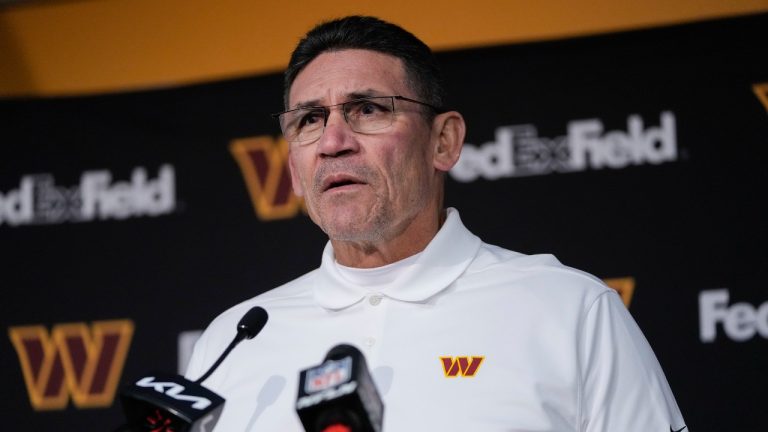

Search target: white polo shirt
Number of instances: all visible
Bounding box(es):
[186,208,686,431]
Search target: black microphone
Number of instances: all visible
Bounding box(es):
[115,306,268,432]
[195,306,268,383]
[296,344,384,432]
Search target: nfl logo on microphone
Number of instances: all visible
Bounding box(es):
[305,357,353,393]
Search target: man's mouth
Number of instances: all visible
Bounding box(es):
[322,174,366,192]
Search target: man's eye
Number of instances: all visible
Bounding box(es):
[350,100,389,116]
[361,102,381,115]
[298,110,324,128]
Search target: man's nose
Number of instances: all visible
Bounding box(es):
[316,109,360,157]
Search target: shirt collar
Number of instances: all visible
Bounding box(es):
[314,208,482,310]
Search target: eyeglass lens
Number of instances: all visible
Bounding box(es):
[280,97,396,145]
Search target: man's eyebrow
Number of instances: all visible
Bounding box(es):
[347,90,383,100]
[291,90,386,109]
[291,99,322,109]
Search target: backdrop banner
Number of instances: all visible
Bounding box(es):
[1,13,766,431]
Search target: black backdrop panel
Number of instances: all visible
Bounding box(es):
[1,13,766,431]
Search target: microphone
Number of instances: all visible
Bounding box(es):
[296,344,384,432]
[115,306,268,432]
[195,305,268,383]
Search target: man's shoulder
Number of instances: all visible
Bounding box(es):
[203,268,320,334]
[468,241,612,298]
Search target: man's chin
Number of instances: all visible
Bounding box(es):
[323,222,372,241]
[322,216,382,243]
[315,200,384,237]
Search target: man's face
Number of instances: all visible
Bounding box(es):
[287,49,440,244]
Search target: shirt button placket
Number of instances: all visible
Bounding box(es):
[362,293,387,354]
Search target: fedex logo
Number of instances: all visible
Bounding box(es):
[451,112,677,182]
[699,289,768,342]
[440,356,484,377]
[0,165,175,227]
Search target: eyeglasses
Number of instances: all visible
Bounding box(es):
[272,95,442,146]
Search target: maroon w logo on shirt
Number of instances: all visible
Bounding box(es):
[440,356,484,377]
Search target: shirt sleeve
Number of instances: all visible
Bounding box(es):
[578,290,687,432]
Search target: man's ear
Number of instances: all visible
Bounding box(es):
[431,111,466,172]
[288,150,305,197]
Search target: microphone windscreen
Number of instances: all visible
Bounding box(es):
[324,344,362,361]
[238,306,269,339]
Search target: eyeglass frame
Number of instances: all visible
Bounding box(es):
[271,95,445,145]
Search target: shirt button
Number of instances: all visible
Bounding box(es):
[364,336,376,347]
[369,294,383,306]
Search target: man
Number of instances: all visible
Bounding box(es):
[186,16,686,431]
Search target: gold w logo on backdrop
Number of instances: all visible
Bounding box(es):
[8,320,134,410]
[753,83,768,113]
[603,277,635,307]
[230,136,305,221]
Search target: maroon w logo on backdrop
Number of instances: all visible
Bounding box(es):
[8,320,134,410]
[230,136,306,221]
